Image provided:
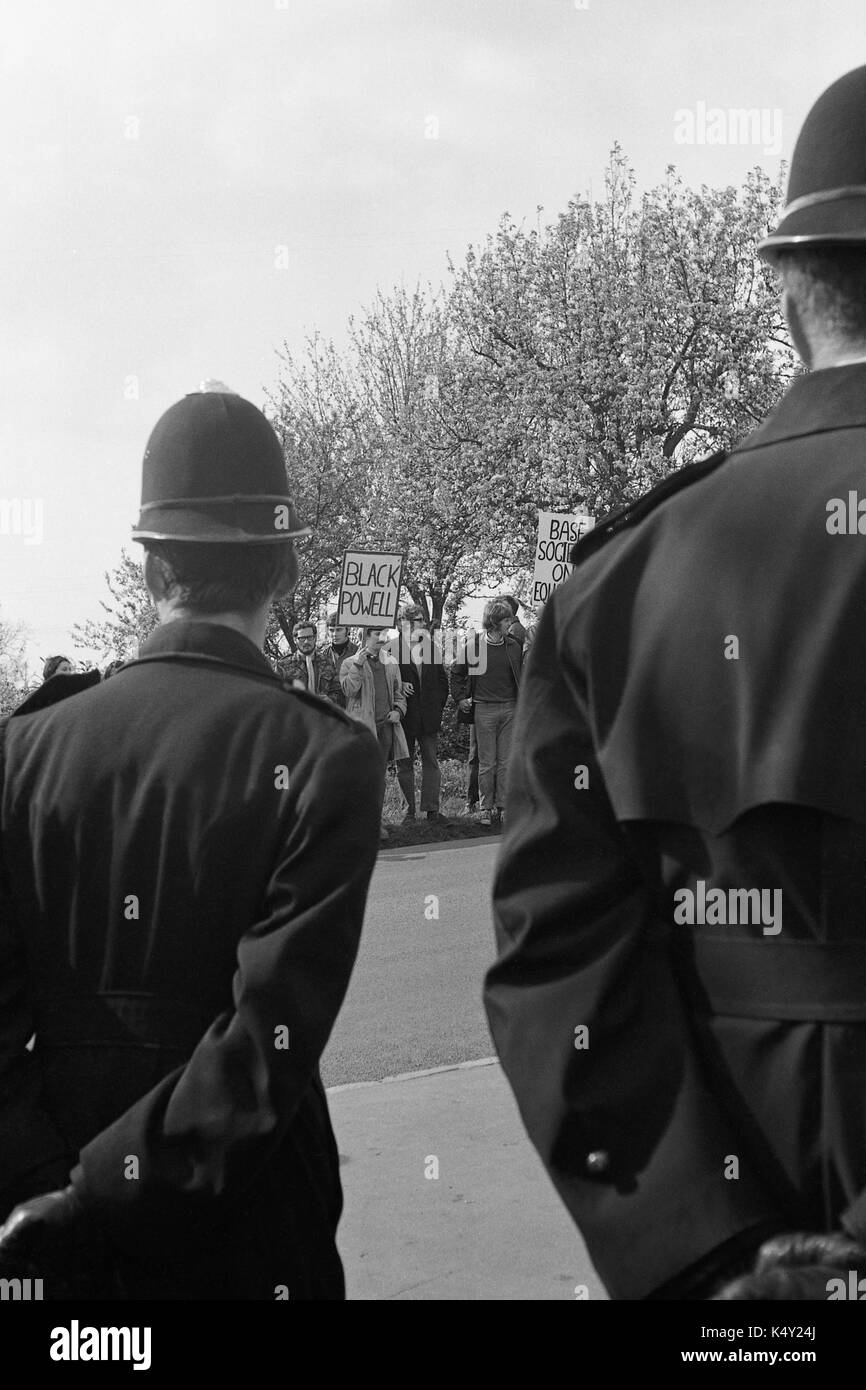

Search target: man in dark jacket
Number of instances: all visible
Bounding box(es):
[0,386,383,1299]
[42,655,73,681]
[279,619,343,707]
[484,64,866,1300]
[394,604,449,821]
[9,668,101,719]
[326,613,358,668]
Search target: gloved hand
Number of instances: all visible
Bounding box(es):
[0,1185,123,1298]
[713,1229,866,1300]
[754,1230,866,1271]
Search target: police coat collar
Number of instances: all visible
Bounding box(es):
[134,620,277,681]
[736,361,866,454]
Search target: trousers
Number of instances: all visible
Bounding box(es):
[467,726,479,805]
[397,732,441,813]
[474,700,516,811]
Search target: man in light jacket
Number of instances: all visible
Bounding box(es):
[340,629,408,839]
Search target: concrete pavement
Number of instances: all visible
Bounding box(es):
[329,1056,607,1301]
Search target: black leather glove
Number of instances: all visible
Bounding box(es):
[0,1185,123,1299]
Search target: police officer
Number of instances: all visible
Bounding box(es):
[484,65,866,1299]
[0,384,383,1298]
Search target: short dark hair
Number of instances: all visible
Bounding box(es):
[43,655,70,680]
[293,620,316,637]
[143,541,298,614]
[483,600,512,632]
[500,594,520,617]
[767,245,866,339]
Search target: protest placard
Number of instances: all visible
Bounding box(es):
[337,549,405,627]
[531,511,595,604]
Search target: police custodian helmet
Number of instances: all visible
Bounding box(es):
[131,380,310,544]
[759,65,866,256]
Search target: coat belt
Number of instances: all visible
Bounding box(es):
[676,937,866,1022]
[34,994,211,1050]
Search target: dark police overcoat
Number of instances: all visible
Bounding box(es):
[0,619,383,1298]
[484,362,866,1299]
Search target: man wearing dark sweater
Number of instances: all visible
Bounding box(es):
[326,612,358,668]
[450,600,522,827]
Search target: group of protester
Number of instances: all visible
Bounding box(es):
[275,595,540,836]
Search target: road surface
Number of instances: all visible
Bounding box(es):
[322,837,500,1085]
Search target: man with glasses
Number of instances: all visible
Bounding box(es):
[280,620,343,707]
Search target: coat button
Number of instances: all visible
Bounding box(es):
[586,1150,610,1175]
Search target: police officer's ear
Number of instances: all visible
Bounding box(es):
[143,549,170,604]
[780,286,815,370]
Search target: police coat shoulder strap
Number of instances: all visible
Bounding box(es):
[568,450,730,568]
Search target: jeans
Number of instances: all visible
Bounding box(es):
[467,726,479,806]
[474,700,516,811]
[397,732,441,814]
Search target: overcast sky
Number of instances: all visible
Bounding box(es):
[2,0,865,670]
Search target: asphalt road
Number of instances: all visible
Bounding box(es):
[321,837,501,1086]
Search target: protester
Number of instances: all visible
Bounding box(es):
[450,599,522,827]
[340,626,408,840]
[500,595,526,647]
[0,385,383,1299]
[10,668,101,719]
[326,612,358,667]
[42,655,72,680]
[279,619,343,705]
[484,64,866,1301]
[457,622,480,813]
[395,604,449,822]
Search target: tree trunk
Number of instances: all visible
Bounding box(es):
[406,584,432,624]
[430,588,447,627]
[272,600,295,652]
